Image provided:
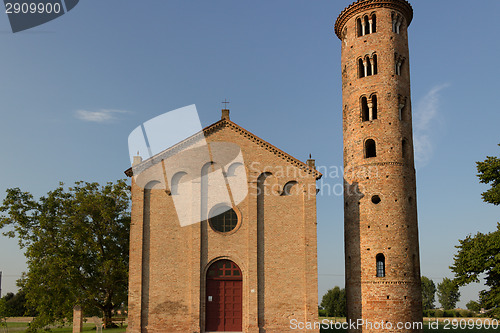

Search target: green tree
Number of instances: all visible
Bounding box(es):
[320,286,346,317]
[421,276,436,310]
[466,300,481,313]
[0,180,130,330]
[0,290,36,317]
[450,145,500,318]
[451,224,500,317]
[437,278,460,310]
[476,143,500,205]
[0,298,7,328]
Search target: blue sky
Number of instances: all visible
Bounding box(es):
[0,0,499,309]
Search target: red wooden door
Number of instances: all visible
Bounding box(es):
[206,260,242,331]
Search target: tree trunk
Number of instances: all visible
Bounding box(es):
[102,306,113,329]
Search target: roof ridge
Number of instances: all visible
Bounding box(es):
[125,118,322,180]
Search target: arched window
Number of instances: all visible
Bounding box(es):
[207,260,242,279]
[365,139,376,158]
[396,17,402,34]
[170,171,187,195]
[371,95,378,120]
[372,54,378,75]
[372,14,377,33]
[361,97,369,121]
[398,96,406,121]
[402,139,408,159]
[357,18,362,37]
[392,13,402,34]
[397,58,404,75]
[359,58,365,78]
[376,253,385,277]
[364,16,370,35]
[282,181,298,196]
[209,205,239,233]
[395,54,404,75]
[366,56,372,76]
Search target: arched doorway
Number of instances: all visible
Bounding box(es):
[205,260,242,332]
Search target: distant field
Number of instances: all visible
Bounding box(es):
[3,320,127,333]
[318,318,499,333]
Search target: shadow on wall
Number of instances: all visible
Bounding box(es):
[344,180,364,332]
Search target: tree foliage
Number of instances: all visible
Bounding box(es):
[0,290,37,317]
[0,180,130,330]
[0,298,7,328]
[451,223,500,317]
[421,276,436,310]
[437,278,460,310]
[450,145,500,318]
[320,286,346,317]
[466,300,482,313]
[476,143,500,205]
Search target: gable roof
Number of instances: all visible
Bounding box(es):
[125,117,322,180]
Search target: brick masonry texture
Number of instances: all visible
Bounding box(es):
[336,1,424,332]
[126,117,321,333]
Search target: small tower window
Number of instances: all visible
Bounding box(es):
[376,253,385,277]
[359,58,365,78]
[361,96,369,121]
[372,14,377,33]
[398,95,407,121]
[365,56,372,76]
[371,95,378,120]
[357,18,363,37]
[402,139,408,159]
[392,13,402,34]
[395,54,405,76]
[364,16,370,35]
[365,139,376,158]
[372,54,378,75]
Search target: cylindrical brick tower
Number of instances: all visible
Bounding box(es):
[335,1,423,332]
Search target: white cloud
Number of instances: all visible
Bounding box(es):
[75,109,129,123]
[413,83,449,167]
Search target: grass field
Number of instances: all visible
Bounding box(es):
[318,318,500,332]
[2,321,127,333]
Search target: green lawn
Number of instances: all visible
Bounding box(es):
[319,318,500,333]
[3,321,127,333]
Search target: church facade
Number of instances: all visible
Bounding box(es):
[125,110,321,333]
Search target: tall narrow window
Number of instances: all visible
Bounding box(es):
[364,16,370,34]
[357,18,362,37]
[372,54,378,75]
[376,254,385,277]
[361,97,369,121]
[372,14,377,33]
[371,95,378,120]
[392,13,396,32]
[359,58,365,78]
[398,59,404,75]
[365,139,376,158]
[402,139,408,159]
[366,56,372,76]
[399,96,406,121]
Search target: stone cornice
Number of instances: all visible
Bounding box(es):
[125,119,322,180]
[334,0,413,39]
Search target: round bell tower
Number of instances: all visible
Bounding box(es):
[335,0,423,332]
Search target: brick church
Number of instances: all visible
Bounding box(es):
[125,109,321,332]
[125,0,423,332]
